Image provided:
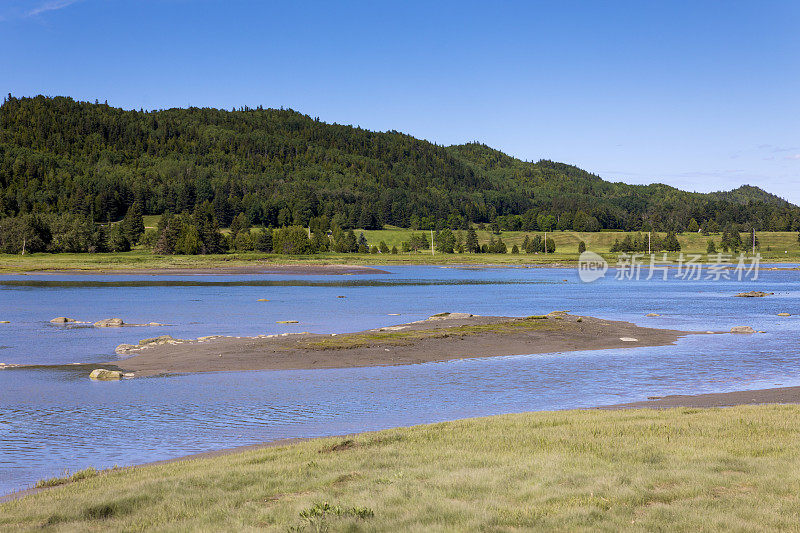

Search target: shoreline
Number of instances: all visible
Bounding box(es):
[106,312,699,377]
[4,264,390,276]
[4,383,800,503]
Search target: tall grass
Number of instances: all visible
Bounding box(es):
[3,405,800,531]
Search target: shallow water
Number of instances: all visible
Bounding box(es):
[0,265,798,494]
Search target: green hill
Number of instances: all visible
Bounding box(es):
[1,95,797,233]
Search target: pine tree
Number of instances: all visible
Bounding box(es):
[465,227,479,253]
[121,202,145,245]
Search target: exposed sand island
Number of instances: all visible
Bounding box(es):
[21,264,388,276]
[109,312,702,377]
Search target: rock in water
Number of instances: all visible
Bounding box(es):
[645,313,661,317]
[138,335,176,346]
[277,320,299,324]
[427,312,473,320]
[115,344,138,355]
[0,321,9,324]
[731,326,756,334]
[94,318,124,327]
[50,317,76,323]
[734,291,774,298]
[89,369,123,380]
[778,313,791,317]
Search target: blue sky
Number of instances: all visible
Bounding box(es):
[2,1,799,201]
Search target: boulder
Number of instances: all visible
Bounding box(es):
[256,299,270,302]
[778,313,791,317]
[619,337,638,342]
[50,317,76,324]
[645,313,661,317]
[734,291,774,298]
[94,318,124,327]
[138,335,176,346]
[115,343,138,354]
[731,326,756,334]
[89,369,122,380]
[277,320,299,324]
[427,312,473,321]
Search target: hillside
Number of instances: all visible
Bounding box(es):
[1,95,798,233]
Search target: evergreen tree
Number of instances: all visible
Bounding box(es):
[465,227,479,253]
[121,202,145,245]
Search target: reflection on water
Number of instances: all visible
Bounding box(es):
[0,266,798,494]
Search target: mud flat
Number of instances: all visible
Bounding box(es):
[600,385,800,409]
[109,312,701,377]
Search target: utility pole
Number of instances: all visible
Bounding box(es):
[544,231,547,254]
[752,229,756,255]
[431,229,435,256]
[648,232,651,255]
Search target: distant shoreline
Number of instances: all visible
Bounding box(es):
[6,264,390,276]
[1,253,798,275]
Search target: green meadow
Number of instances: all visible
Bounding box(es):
[3,405,800,531]
[1,229,798,273]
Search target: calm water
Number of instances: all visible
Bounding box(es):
[0,265,798,494]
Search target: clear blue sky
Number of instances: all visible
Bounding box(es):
[2,1,799,202]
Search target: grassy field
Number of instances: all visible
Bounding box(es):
[363,226,800,255]
[3,405,800,531]
[1,229,799,273]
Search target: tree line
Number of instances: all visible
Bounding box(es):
[2,95,800,248]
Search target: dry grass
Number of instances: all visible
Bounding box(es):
[3,405,800,531]
[300,316,560,350]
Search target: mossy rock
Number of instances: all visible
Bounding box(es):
[89,369,122,380]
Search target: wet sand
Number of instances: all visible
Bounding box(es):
[600,385,800,409]
[16,264,388,276]
[110,313,700,377]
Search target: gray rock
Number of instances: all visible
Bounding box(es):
[138,335,176,346]
[731,326,756,334]
[427,312,474,320]
[115,344,138,355]
[94,318,124,327]
[50,317,76,324]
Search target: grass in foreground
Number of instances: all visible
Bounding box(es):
[3,405,800,531]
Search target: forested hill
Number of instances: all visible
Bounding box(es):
[1,95,798,232]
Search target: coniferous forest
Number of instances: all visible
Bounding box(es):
[1,95,799,254]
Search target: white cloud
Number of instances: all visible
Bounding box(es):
[27,0,81,17]
[785,154,800,160]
